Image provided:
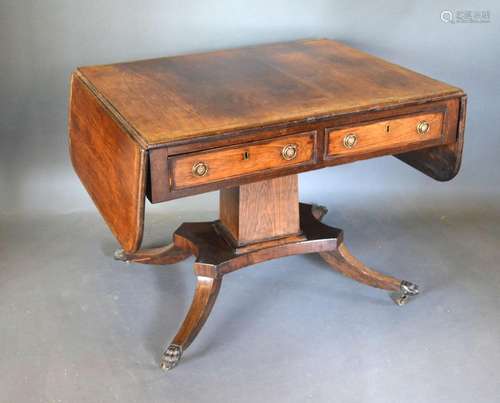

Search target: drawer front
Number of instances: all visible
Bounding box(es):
[326,112,444,158]
[170,131,316,190]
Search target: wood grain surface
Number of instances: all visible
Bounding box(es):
[147,97,463,202]
[396,95,467,181]
[170,131,316,190]
[69,74,146,252]
[326,111,444,158]
[77,39,464,148]
[219,175,300,246]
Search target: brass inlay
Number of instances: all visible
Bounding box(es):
[281,144,298,160]
[192,161,208,177]
[416,120,430,135]
[343,133,358,149]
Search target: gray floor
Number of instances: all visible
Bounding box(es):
[1,191,499,403]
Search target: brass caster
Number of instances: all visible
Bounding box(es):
[311,204,328,221]
[113,249,129,262]
[160,344,183,371]
[114,249,132,263]
[391,280,419,306]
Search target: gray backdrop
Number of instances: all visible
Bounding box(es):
[1,1,499,403]
[1,0,499,215]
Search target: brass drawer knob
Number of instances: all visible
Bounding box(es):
[417,120,430,135]
[281,144,298,160]
[343,133,358,149]
[192,161,208,177]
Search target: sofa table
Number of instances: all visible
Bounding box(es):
[69,39,466,371]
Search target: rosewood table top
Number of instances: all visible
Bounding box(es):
[75,39,463,147]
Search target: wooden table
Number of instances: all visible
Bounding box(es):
[69,39,466,370]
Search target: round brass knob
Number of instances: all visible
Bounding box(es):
[416,120,430,135]
[281,144,298,160]
[343,133,358,149]
[192,162,208,177]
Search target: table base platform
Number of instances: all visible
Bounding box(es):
[114,176,419,371]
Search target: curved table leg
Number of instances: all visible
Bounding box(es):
[160,273,222,370]
[320,243,419,306]
[114,243,191,265]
